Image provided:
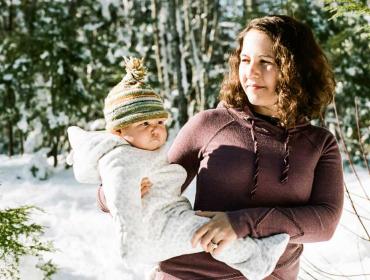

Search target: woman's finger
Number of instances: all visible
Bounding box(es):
[191,224,210,248]
[206,241,216,253]
[195,211,218,218]
[200,229,219,252]
[212,239,231,256]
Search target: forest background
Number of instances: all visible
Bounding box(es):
[0,0,369,167]
[0,0,369,279]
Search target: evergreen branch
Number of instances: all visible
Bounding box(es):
[0,205,57,280]
[324,0,370,19]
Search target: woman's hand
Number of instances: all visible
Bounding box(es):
[191,211,237,256]
[140,177,152,198]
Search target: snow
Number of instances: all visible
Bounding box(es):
[3,74,13,81]
[24,124,44,153]
[1,154,370,279]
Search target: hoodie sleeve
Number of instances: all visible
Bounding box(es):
[227,133,344,243]
[167,113,204,192]
[168,109,235,193]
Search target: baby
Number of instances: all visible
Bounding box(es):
[67,57,289,280]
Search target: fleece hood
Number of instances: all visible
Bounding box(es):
[67,126,128,184]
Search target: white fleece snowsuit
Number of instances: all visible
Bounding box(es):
[67,126,289,280]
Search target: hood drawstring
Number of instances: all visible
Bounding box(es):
[245,117,292,198]
[280,131,290,184]
[249,119,260,198]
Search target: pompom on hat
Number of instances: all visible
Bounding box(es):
[104,57,168,131]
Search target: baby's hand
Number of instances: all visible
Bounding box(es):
[140,177,152,198]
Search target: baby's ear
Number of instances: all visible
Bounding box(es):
[111,129,122,137]
[122,135,134,143]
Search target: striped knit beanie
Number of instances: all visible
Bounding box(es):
[104,57,168,131]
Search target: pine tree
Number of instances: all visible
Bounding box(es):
[0,205,57,280]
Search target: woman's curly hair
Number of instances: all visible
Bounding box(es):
[219,15,336,128]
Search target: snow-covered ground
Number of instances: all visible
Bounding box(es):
[1,154,370,280]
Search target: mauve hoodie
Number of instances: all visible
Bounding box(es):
[161,104,344,280]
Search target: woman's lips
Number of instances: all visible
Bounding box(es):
[247,84,265,89]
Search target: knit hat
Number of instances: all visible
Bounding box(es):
[104,57,168,131]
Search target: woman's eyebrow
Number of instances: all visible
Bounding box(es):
[240,53,274,59]
[259,54,274,59]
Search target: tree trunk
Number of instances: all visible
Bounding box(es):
[19,131,24,155]
[6,2,14,156]
[53,133,59,167]
[8,120,14,157]
[168,0,188,126]
[151,0,165,96]
[184,0,203,112]
[157,3,171,96]
[176,1,190,108]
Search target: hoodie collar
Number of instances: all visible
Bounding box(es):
[218,101,310,137]
[217,101,310,198]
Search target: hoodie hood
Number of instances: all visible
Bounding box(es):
[67,126,128,184]
[217,101,310,198]
[217,101,310,136]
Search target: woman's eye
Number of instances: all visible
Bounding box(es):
[262,60,274,65]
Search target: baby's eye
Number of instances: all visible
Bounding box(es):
[142,121,150,127]
[158,120,164,125]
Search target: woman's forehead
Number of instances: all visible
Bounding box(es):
[241,30,274,56]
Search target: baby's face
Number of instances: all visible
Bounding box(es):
[116,118,168,151]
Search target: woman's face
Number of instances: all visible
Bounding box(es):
[238,29,279,116]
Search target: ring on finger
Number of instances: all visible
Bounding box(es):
[210,240,218,249]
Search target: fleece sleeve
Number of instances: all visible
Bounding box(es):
[167,114,204,192]
[227,133,344,243]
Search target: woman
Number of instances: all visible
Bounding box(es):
[156,15,344,279]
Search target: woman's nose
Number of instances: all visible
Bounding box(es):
[246,60,260,78]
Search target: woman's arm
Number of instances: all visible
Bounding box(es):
[227,134,344,243]
[168,113,208,192]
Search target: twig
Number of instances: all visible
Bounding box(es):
[354,96,370,174]
[300,266,321,279]
[303,256,370,277]
[333,98,369,201]
[343,181,370,240]
[302,258,338,279]
[343,195,370,216]
[343,208,370,222]
[357,234,367,280]
[339,223,369,241]
[347,191,370,201]
[320,254,351,280]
